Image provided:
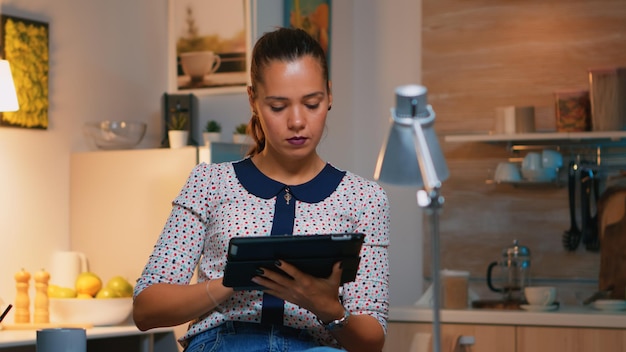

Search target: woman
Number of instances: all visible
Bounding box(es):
[133,27,390,352]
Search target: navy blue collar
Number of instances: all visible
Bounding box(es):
[233,158,346,203]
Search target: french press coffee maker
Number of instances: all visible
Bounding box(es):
[486,239,531,301]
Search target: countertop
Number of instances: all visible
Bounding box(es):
[0,324,174,347]
[390,305,626,329]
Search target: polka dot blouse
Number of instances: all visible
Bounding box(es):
[134,158,390,348]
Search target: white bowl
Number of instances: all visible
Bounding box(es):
[49,298,133,326]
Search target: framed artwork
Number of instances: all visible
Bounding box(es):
[0,15,49,129]
[168,0,253,95]
[284,0,331,65]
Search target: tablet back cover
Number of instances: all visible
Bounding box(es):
[223,233,365,290]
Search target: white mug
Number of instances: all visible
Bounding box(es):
[49,251,89,289]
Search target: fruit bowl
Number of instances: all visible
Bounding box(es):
[49,297,133,326]
[83,120,147,150]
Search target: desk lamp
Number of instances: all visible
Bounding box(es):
[374,84,449,352]
[0,60,19,112]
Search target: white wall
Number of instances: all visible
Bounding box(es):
[0,0,169,314]
[0,0,423,321]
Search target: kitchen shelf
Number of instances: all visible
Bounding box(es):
[486,179,564,188]
[444,131,626,144]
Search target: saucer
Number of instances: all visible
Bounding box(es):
[520,304,558,312]
[592,299,626,311]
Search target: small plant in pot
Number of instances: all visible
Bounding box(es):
[167,112,189,149]
[203,120,222,145]
[233,123,249,144]
[168,112,188,131]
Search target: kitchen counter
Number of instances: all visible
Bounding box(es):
[0,325,176,352]
[390,305,626,328]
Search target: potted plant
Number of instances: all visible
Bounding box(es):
[203,120,222,145]
[167,112,189,149]
[232,123,249,144]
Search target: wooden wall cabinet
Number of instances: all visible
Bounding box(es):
[384,322,515,352]
[516,326,626,352]
[385,322,626,352]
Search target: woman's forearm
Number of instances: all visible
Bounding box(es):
[133,279,232,331]
[330,314,385,352]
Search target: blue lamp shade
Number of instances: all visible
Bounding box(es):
[374,85,449,187]
[0,60,19,112]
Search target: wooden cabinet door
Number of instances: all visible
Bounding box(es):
[384,322,515,352]
[517,326,626,352]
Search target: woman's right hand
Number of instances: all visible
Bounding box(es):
[251,260,345,322]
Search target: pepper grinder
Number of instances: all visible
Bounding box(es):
[14,268,31,324]
[34,269,50,323]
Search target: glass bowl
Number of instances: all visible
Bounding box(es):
[83,121,147,150]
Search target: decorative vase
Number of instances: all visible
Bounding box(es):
[203,132,221,145]
[232,133,249,144]
[168,130,189,149]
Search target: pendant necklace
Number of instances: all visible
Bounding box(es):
[284,187,292,205]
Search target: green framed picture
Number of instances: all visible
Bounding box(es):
[284,0,331,66]
[0,15,49,129]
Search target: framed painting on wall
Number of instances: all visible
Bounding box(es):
[284,0,331,66]
[168,0,253,95]
[0,15,49,129]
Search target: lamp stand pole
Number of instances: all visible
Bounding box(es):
[411,111,444,352]
[420,187,443,352]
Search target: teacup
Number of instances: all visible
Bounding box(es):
[494,162,522,182]
[524,286,557,306]
[180,51,221,83]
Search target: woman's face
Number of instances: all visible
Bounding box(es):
[250,55,332,161]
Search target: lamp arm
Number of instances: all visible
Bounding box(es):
[411,105,441,194]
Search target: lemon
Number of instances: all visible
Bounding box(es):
[77,293,94,299]
[48,284,77,298]
[106,276,134,298]
[75,272,102,297]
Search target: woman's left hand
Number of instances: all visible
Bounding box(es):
[252,260,344,320]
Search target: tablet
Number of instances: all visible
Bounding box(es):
[223,233,365,290]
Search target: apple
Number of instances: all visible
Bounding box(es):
[105,276,134,298]
[95,287,120,299]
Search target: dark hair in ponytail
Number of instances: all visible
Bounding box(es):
[245,27,330,157]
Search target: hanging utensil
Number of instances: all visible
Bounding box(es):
[580,167,593,249]
[583,167,601,251]
[563,160,582,251]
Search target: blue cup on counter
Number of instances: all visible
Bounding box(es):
[36,328,86,352]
